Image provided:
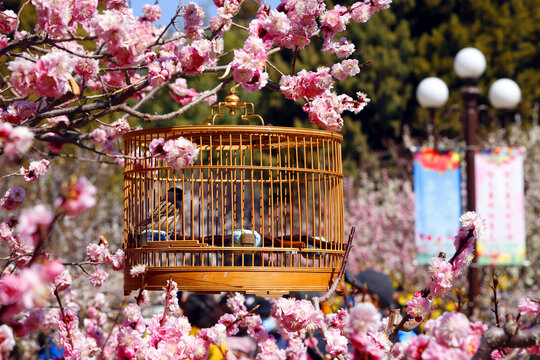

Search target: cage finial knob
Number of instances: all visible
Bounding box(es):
[224,84,241,115]
[203,84,264,125]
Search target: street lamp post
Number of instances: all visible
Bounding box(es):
[454,47,486,311]
[415,47,521,311]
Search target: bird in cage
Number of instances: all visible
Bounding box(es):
[139,187,183,243]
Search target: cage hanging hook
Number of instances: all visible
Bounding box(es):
[203,84,265,126]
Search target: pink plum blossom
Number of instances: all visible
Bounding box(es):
[0,325,15,357]
[321,36,355,58]
[227,292,247,316]
[106,119,131,140]
[351,2,376,23]
[430,311,471,348]
[16,204,54,246]
[349,332,387,359]
[0,123,34,160]
[326,309,348,329]
[7,58,36,95]
[168,78,201,106]
[321,5,351,35]
[257,337,286,360]
[182,2,204,40]
[325,327,348,357]
[107,249,125,270]
[54,269,72,291]
[161,279,180,316]
[0,101,38,124]
[406,291,431,322]
[303,92,344,131]
[459,211,485,240]
[0,34,8,50]
[54,176,97,216]
[518,297,540,319]
[89,268,108,287]
[0,274,23,305]
[428,257,454,297]
[218,313,239,336]
[0,10,17,34]
[92,9,154,65]
[394,334,431,359]
[20,159,50,182]
[331,59,361,80]
[280,68,333,101]
[72,0,98,22]
[149,138,166,159]
[87,243,108,263]
[176,39,220,76]
[345,302,381,335]
[231,36,268,93]
[271,297,322,333]
[142,4,161,22]
[34,52,76,98]
[32,0,75,38]
[162,137,199,170]
[0,222,13,240]
[75,57,99,81]
[0,187,25,211]
[129,264,146,277]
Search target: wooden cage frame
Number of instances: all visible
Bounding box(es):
[123,98,345,297]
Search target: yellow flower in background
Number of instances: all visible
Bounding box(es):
[398,293,413,306]
[445,302,456,312]
[496,274,515,291]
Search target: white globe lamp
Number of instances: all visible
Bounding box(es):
[416,77,449,109]
[488,78,521,110]
[454,47,486,80]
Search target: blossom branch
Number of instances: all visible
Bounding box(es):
[152,3,183,46]
[390,229,475,339]
[316,227,355,303]
[472,325,540,360]
[102,76,234,122]
[99,299,127,359]
[54,288,74,350]
[490,275,501,328]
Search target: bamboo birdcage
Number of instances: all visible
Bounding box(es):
[123,87,345,297]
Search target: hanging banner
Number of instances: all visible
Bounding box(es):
[414,148,462,265]
[475,147,526,265]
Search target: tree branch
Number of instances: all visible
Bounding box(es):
[472,325,540,360]
[315,227,355,303]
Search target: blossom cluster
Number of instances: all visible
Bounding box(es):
[271,297,322,333]
[168,78,217,106]
[20,159,50,182]
[405,211,485,322]
[0,187,25,211]
[90,119,131,152]
[0,123,34,160]
[0,260,65,321]
[0,0,386,167]
[86,238,125,271]
[149,136,200,170]
[0,101,38,125]
[8,52,76,98]
[393,312,487,359]
[55,175,97,216]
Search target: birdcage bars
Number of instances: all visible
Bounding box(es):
[123,124,344,296]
